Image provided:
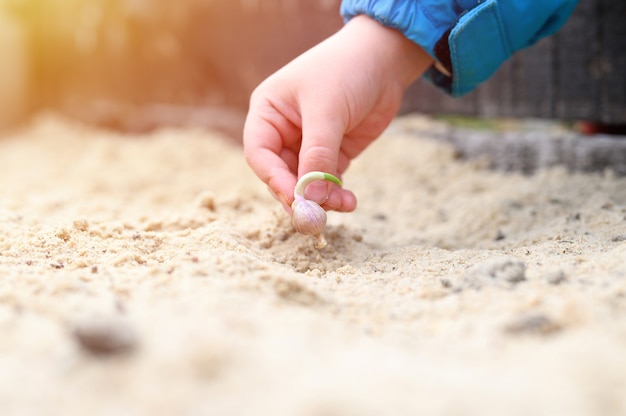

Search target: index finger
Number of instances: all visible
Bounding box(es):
[243,99,301,210]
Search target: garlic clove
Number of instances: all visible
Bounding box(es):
[291,195,327,237]
[291,171,342,249]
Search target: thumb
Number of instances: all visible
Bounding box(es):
[298,111,346,204]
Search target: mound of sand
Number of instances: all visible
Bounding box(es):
[1,114,624,415]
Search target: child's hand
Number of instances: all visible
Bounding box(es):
[244,15,432,213]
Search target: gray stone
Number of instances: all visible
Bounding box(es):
[72,316,137,356]
[459,257,527,290]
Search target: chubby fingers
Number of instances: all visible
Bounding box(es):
[243,98,301,211]
[244,89,357,213]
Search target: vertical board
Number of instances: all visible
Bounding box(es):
[554,0,601,121]
[600,0,626,122]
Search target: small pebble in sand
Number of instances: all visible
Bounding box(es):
[72,316,137,356]
[459,257,527,290]
[544,269,567,285]
[504,314,562,336]
[50,261,64,269]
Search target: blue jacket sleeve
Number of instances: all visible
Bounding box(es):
[340,0,579,97]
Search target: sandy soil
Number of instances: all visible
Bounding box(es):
[1,114,625,416]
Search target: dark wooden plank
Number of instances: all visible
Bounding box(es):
[554,0,602,121]
[477,56,515,117]
[508,37,556,119]
[599,0,626,123]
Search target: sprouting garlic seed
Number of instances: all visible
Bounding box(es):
[292,195,327,238]
[291,171,342,249]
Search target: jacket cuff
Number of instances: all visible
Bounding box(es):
[340,0,455,61]
[437,0,512,96]
[341,0,578,97]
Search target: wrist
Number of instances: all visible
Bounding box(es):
[343,15,433,88]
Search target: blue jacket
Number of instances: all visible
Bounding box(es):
[341,0,579,96]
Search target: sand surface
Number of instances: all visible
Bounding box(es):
[1,114,625,415]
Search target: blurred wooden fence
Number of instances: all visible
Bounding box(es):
[3,0,625,132]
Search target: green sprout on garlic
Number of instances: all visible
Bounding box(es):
[291,171,342,249]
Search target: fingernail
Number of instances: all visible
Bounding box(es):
[303,182,329,204]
